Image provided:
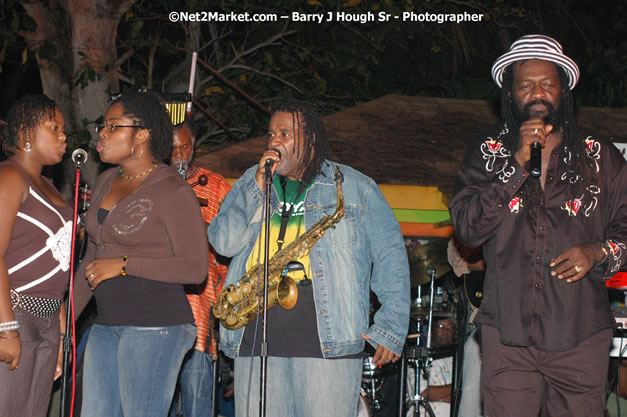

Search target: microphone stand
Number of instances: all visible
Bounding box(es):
[259,161,273,417]
[401,265,437,417]
[60,158,85,417]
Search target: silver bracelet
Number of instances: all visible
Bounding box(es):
[0,320,20,331]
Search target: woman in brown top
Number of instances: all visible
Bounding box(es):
[74,90,208,417]
[0,94,71,417]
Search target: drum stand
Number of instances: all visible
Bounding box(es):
[363,361,383,413]
[398,265,438,417]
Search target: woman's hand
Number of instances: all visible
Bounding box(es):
[85,257,126,290]
[0,332,21,370]
[54,337,64,380]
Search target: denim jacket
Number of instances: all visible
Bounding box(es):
[208,160,410,358]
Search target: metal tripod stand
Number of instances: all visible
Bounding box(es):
[399,264,439,417]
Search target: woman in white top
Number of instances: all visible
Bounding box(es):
[0,94,72,417]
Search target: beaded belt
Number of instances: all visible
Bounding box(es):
[10,290,63,318]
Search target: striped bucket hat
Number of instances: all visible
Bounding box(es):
[491,34,580,90]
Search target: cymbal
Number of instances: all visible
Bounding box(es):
[410,307,455,320]
[408,239,450,287]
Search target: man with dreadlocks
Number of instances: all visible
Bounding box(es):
[208,100,410,417]
[449,34,626,416]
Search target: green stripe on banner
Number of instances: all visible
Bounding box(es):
[392,209,450,224]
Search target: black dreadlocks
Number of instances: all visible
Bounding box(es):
[500,63,598,215]
[110,90,173,161]
[271,100,331,184]
[1,94,56,155]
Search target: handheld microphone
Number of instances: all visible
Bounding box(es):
[530,142,541,178]
[264,148,281,167]
[71,148,88,168]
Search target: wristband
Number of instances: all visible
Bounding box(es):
[600,242,609,263]
[0,320,20,332]
[121,255,128,276]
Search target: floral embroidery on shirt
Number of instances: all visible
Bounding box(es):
[508,197,523,213]
[481,126,516,183]
[481,141,516,185]
[583,185,600,217]
[607,240,626,273]
[496,159,516,183]
[561,196,583,216]
[481,139,509,172]
[560,149,582,184]
[560,138,602,217]
[585,137,601,172]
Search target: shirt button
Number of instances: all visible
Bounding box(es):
[535,283,541,288]
[540,226,545,230]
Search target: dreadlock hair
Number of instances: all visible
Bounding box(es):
[272,100,331,183]
[110,90,173,161]
[500,63,598,217]
[1,94,56,155]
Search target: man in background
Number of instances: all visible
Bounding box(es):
[169,119,231,417]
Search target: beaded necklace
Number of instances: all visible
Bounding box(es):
[119,164,158,180]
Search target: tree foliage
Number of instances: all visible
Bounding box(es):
[0,0,624,180]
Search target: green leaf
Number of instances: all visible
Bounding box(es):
[37,41,57,60]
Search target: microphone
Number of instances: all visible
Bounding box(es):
[530,142,541,178]
[264,149,281,167]
[71,148,88,167]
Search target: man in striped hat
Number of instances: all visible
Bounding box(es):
[449,34,626,416]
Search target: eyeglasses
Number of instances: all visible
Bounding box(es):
[95,124,144,134]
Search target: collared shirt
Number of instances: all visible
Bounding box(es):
[449,125,626,351]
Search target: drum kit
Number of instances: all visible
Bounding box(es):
[358,239,462,417]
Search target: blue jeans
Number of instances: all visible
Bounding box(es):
[234,356,362,417]
[81,323,196,417]
[169,349,214,417]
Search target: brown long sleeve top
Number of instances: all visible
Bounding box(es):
[74,165,209,325]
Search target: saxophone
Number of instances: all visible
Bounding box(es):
[213,167,345,330]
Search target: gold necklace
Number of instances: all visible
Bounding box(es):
[119,164,158,180]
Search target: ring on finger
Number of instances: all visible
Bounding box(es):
[89,273,95,279]
[574,265,583,273]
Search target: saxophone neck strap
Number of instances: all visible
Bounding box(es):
[276,176,308,251]
[333,165,344,185]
